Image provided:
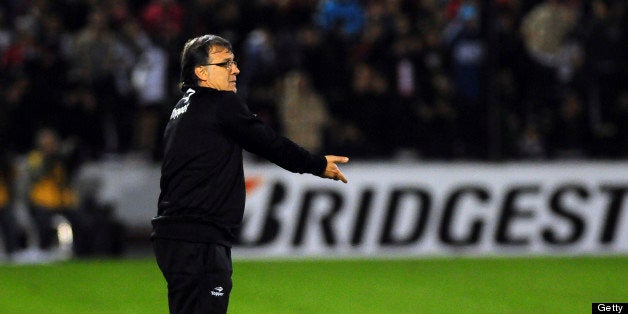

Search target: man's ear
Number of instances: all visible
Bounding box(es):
[194,66,208,83]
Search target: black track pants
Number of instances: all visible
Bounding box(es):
[153,239,233,314]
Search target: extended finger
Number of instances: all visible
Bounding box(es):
[326,155,349,164]
[335,170,348,183]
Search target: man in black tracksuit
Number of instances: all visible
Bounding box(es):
[152,34,349,314]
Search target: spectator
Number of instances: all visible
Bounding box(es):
[615,91,628,157]
[3,76,29,151]
[583,0,627,157]
[521,0,578,58]
[140,0,184,41]
[520,0,578,118]
[316,0,365,38]
[59,83,105,160]
[348,62,395,157]
[239,28,281,132]
[278,71,330,154]
[517,119,546,159]
[140,0,185,78]
[0,8,11,54]
[0,152,22,259]
[69,9,118,87]
[127,20,168,159]
[69,9,134,155]
[548,90,591,158]
[25,128,83,253]
[444,0,487,158]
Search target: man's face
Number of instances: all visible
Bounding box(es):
[202,47,240,92]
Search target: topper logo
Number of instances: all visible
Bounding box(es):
[170,89,195,120]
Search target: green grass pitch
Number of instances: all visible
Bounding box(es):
[0,256,625,313]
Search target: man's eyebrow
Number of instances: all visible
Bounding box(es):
[208,54,234,63]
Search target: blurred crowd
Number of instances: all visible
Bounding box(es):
[0,0,627,261]
[1,0,627,164]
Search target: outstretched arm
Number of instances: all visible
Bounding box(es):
[321,155,349,183]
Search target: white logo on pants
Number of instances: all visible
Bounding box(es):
[211,287,224,297]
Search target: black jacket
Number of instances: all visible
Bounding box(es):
[152,87,326,246]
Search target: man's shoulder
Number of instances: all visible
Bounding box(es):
[211,91,244,110]
[215,90,240,102]
[188,88,239,104]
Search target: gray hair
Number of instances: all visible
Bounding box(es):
[179,34,233,91]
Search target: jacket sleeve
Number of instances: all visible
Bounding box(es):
[217,93,326,176]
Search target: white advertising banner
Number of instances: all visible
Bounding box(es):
[235,162,628,257]
[81,161,628,257]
